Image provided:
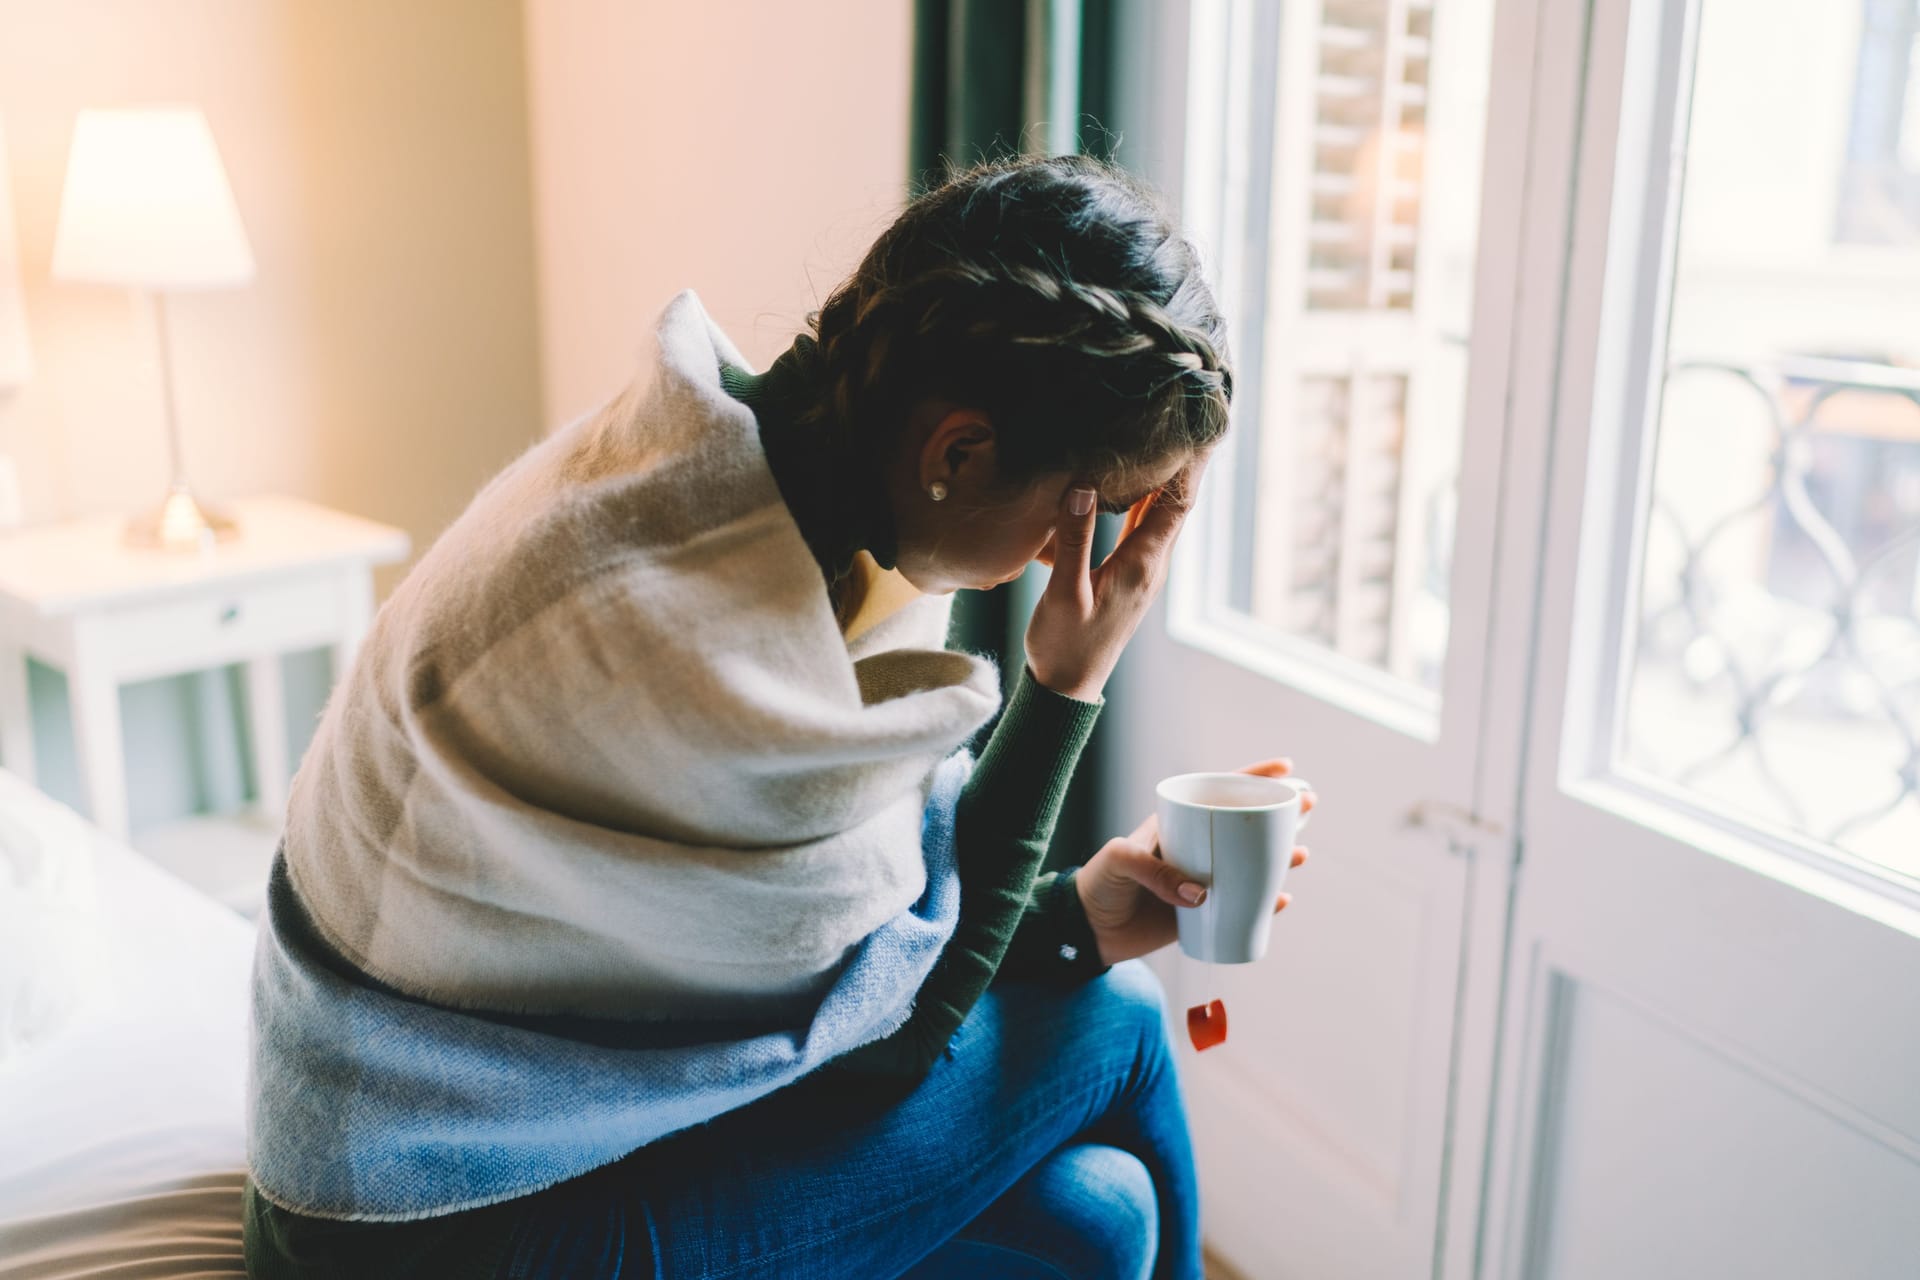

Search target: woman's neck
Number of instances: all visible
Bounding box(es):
[719,334,901,590]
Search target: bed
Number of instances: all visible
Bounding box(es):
[0,770,253,1279]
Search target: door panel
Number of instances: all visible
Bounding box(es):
[1489,828,1920,1278]
[1529,974,1920,1279]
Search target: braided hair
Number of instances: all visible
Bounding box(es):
[796,152,1233,494]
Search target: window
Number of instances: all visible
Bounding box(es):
[1180,0,1498,726]
[1619,0,1920,880]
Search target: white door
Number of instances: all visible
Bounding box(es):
[1477,0,1920,1275]
[1114,0,1920,1276]
[1108,1,1537,1276]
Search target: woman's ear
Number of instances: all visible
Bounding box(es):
[920,408,997,497]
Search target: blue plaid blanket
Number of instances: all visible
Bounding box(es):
[246,751,969,1221]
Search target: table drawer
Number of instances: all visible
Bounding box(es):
[92,574,348,680]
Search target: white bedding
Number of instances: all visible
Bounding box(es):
[0,798,253,1279]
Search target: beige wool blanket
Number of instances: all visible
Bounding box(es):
[284,289,1001,1022]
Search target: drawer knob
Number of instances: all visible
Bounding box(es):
[219,603,242,625]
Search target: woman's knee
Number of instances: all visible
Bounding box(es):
[1100,957,1169,1019]
[924,1142,1157,1280]
[1078,959,1173,1063]
[1033,1142,1158,1280]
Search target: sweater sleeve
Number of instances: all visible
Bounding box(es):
[816,663,1101,1083]
[993,866,1113,986]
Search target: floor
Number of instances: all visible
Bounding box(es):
[130,808,278,920]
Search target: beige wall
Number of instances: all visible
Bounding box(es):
[0,0,916,551]
[0,0,914,826]
[0,0,543,588]
[0,0,543,827]
[522,0,913,427]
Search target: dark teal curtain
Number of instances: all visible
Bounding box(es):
[910,0,1117,195]
[910,0,1126,871]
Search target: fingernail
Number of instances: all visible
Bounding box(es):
[1179,882,1206,905]
[1068,487,1096,516]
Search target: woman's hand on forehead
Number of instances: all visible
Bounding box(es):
[1090,448,1199,521]
[1115,456,1200,546]
[1023,453,1209,701]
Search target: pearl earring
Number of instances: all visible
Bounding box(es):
[928,482,949,502]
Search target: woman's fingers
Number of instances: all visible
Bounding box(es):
[1104,456,1205,571]
[1027,457,1212,702]
[1118,488,1153,542]
[1102,837,1204,908]
[1044,483,1100,607]
[1272,847,1308,913]
[1235,757,1293,778]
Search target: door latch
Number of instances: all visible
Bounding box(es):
[1403,800,1506,856]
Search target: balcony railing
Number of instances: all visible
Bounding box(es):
[1625,355,1920,877]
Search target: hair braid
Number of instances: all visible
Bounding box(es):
[795,153,1233,487]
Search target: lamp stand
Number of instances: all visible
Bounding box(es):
[125,290,236,551]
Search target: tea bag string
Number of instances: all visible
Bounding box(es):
[1205,808,1216,962]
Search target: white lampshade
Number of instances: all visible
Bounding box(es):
[51,107,254,290]
[0,116,32,387]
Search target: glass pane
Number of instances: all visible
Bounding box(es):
[1621,0,1920,881]
[1229,0,1496,698]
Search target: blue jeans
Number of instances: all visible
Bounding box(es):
[499,960,1201,1280]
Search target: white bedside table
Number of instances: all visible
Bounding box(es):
[0,494,410,841]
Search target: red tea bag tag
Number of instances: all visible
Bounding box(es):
[1186,998,1227,1051]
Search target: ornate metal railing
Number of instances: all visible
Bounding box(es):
[1629,355,1920,870]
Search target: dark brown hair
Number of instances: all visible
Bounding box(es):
[801,152,1234,491]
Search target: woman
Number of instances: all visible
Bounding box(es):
[243,152,1308,1280]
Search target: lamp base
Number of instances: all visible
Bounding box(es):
[124,485,239,551]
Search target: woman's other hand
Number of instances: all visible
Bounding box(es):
[1075,756,1313,967]
[1025,456,1207,701]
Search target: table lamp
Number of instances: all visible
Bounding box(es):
[51,107,255,550]
[0,117,31,390]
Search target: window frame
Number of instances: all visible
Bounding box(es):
[1537,0,1920,913]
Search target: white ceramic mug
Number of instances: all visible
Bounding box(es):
[1155,771,1313,964]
